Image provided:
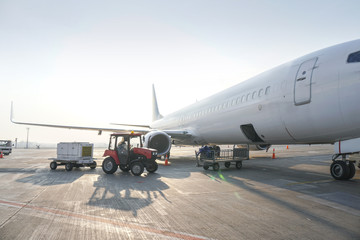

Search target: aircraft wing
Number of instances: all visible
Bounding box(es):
[11,117,151,134]
[11,114,193,143]
[10,103,192,139]
[110,122,192,141]
[10,103,150,134]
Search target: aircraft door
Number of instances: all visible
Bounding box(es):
[294,58,318,105]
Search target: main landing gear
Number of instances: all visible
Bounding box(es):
[330,154,356,180]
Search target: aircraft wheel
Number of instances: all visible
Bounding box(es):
[224,162,231,168]
[330,161,350,180]
[130,161,144,176]
[119,164,130,172]
[102,157,118,174]
[65,163,73,171]
[213,163,220,171]
[236,161,242,169]
[347,162,356,180]
[146,162,158,173]
[50,161,57,170]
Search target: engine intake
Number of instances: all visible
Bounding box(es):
[143,131,172,156]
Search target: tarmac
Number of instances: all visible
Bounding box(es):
[0,145,359,240]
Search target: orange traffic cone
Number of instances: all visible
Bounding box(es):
[272,149,276,159]
[286,145,289,150]
[165,154,169,166]
[0,152,3,158]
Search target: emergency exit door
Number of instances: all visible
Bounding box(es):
[294,58,317,105]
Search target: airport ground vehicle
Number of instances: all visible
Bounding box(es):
[49,142,97,171]
[102,132,158,176]
[0,140,12,155]
[195,146,249,171]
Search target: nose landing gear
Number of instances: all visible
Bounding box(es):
[330,154,356,180]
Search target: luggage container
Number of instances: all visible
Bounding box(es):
[49,142,97,171]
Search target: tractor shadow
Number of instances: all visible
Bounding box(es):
[88,172,170,217]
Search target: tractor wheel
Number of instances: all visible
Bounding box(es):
[102,157,118,174]
[146,162,158,173]
[130,161,144,176]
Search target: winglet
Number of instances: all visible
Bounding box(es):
[152,84,163,122]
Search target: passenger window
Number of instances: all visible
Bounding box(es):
[241,95,245,102]
[258,89,264,97]
[246,93,251,101]
[252,91,257,99]
[347,51,360,63]
[265,86,271,95]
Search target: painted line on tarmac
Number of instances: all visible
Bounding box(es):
[0,199,212,240]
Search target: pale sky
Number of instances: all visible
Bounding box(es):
[1,0,359,146]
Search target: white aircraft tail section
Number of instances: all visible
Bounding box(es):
[152,85,163,122]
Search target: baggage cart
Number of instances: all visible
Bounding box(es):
[195,146,249,171]
[49,142,97,171]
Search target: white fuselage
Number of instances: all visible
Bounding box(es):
[151,40,360,145]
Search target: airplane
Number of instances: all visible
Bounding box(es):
[11,39,360,180]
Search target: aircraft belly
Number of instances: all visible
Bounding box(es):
[196,102,291,144]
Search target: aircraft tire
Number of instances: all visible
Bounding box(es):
[236,161,242,169]
[50,161,57,170]
[130,161,144,176]
[65,163,73,171]
[102,157,118,174]
[346,162,356,180]
[330,161,350,180]
[213,163,220,171]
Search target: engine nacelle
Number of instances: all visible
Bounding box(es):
[251,144,271,151]
[143,131,172,156]
[238,144,271,151]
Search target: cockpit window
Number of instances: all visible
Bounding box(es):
[347,51,360,63]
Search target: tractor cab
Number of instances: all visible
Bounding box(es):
[102,132,158,176]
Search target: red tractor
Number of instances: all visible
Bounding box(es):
[102,132,158,176]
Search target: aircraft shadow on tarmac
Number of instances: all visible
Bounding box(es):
[199,156,360,239]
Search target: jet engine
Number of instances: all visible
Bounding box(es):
[251,144,271,151]
[143,131,172,156]
[239,144,271,151]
